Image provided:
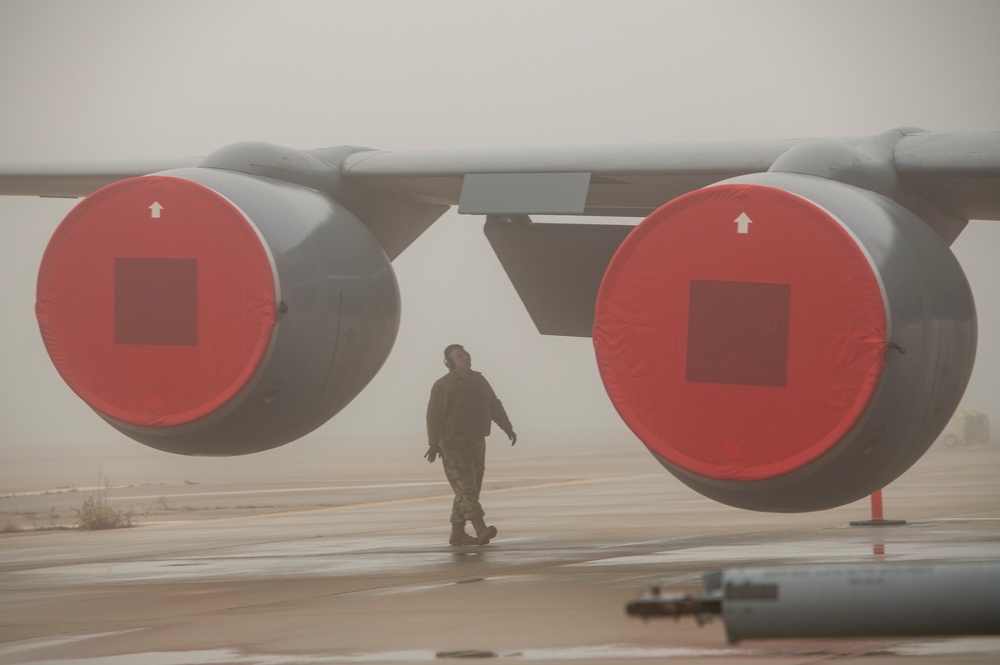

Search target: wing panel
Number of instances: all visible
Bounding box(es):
[4,130,1000,223]
[342,140,800,213]
[0,159,201,197]
[459,172,591,214]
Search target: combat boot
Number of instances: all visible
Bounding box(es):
[470,516,497,545]
[449,522,477,546]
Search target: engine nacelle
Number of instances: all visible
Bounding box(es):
[594,174,976,511]
[36,167,399,455]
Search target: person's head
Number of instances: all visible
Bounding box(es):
[443,344,471,372]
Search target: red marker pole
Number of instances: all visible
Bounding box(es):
[871,490,884,521]
[850,489,906,526]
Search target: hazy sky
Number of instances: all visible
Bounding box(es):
[1,0,999,486]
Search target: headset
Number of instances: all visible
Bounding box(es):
[443,344,463,369]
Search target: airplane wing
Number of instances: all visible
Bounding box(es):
[4,130,998,220]
[0,139,797,204]
[343,130,1000,224]
[349,131,1000,337]
[340,139,800,216]
[3,127,1000,513]
[0,158,202,198]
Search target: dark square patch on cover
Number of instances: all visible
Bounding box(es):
[115,258,197,345]
[686,280,790,386]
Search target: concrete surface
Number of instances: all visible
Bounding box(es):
[2,442,999,664]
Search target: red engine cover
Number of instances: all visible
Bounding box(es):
[37,176,277,427]
[594,184,886,481]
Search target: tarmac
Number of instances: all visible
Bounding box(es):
[1,442,999,664]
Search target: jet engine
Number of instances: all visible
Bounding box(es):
[593,173,977,511]
[36,165,400,455]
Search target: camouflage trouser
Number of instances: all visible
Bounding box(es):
[438,436,486,523]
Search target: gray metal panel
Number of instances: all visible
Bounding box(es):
[484,219,634,336]
[459,172,591,214]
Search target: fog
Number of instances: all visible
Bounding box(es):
[1,0,999,491]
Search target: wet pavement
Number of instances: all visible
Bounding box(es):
[2,445,999,664]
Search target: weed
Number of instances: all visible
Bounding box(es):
[75,474,135,530]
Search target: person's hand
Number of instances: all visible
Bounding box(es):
[507,431,517,446]
[424,444,439,463]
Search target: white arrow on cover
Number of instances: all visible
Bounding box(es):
[149,202,164,219]
[734,212,752,234]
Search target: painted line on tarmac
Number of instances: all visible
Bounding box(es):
[139,476,618,527]
[108,481,453,502]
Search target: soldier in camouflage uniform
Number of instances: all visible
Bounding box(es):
[425,344,516,546]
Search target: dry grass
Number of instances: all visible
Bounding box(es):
[1,521,24,533]
[74,476,135,530]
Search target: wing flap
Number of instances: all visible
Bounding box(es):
[484,218,634,336]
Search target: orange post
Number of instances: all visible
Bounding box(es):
[849,489,905,526]
[870,490,884,521]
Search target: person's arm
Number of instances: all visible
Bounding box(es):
[488,384,516,445]
[425,379,449,461]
